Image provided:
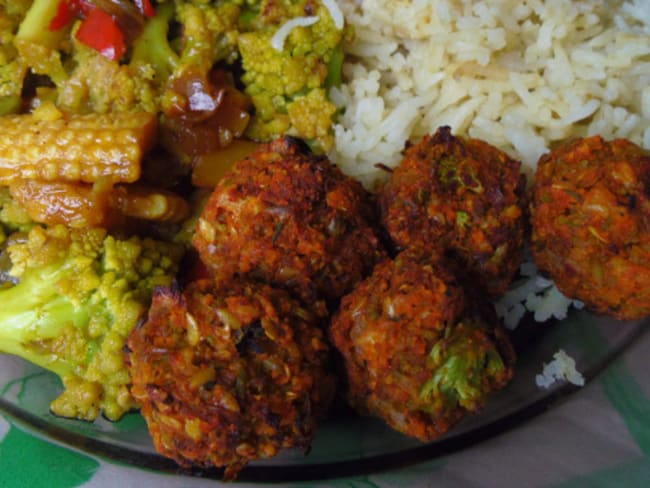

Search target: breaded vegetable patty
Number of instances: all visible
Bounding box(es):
[378,126,527,297]
[330,249,515,442]
[530,135,650,320]
[126,279,335,480]
[193,137,386,315]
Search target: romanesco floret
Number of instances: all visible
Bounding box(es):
[0,8,26,115]
[132,1,241,109]
[0,224,184,421]
[237,0,346,150]
[0,187,32,240]
[57,39,158,115]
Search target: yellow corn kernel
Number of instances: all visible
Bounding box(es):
[0,111,157,184]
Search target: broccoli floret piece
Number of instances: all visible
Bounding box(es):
[420,319,513,416]
[0,224,184,421]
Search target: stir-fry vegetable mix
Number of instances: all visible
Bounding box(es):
[1,0,346,150]
[0,0,347,421]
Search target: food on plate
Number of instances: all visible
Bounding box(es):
[1,0,345,153]
[126,278,335,480]
[234,0,347,151]
[535,349,585,389]
[330,0,649,188]
[9,179,190,228]
[530,135,650,320]
[0,223,183,420]
[330,248,515,441]
[0,109,157,184]
[193,136,387,316]
[0,0,648,477]
[378,126,527,297]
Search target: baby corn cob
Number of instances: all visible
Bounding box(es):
[0,111,157,184]
[9,180,112,228]
[112,185,190,223]
[10,180,190,228]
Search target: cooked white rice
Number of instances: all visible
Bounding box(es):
[536,349,586,388]
[329,0,650,187]
[329,0,650,327]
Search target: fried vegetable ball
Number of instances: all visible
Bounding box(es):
[378,126,527,297]
[126,279,335,480]
[330,248,515,442]
[530,135,650,320]
[193,136,386,316]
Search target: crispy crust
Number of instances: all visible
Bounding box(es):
[378,126,527,297]
[530,135,650,320]
[330,249,515,442]
[193,137,386,316]
[126,279,335,480]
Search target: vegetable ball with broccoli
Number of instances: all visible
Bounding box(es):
[126,278,336,480]
[378,126,527,297]
[530,135,650,320]
[193,136,387,316]
[330,248,516,441]
[0,223,184,421]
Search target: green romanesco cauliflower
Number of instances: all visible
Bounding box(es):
[57,39,158,115]
[237,0,347,150]
[0,224,185,421]
[0,1,30,115]
[5,0,158,115]
[132,0,241,109]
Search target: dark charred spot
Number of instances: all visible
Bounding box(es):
[236,320,266,355]
[432,125,454,144]
[485,186,505,206]
[282,135,313,155]
[304,0,317,16]
[265,410,282,429]
[374,162,394,174]
[462,172,477,188]
[271,220,285,243]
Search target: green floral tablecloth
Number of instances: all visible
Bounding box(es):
[2,326,649,488]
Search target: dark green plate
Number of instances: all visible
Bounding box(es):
[0,309,647,482]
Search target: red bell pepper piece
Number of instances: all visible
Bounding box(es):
[49,0,80,30]
[134,0,156,18]
[75,7,126,61]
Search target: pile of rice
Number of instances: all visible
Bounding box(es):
[328,0,650,331]
[329,0,650,187]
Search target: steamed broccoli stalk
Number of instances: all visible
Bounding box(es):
[14,0,68,47]
[130,1,180,84]
[420,320,511,415]
[132,1,241,95]
[0,224,184,421]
